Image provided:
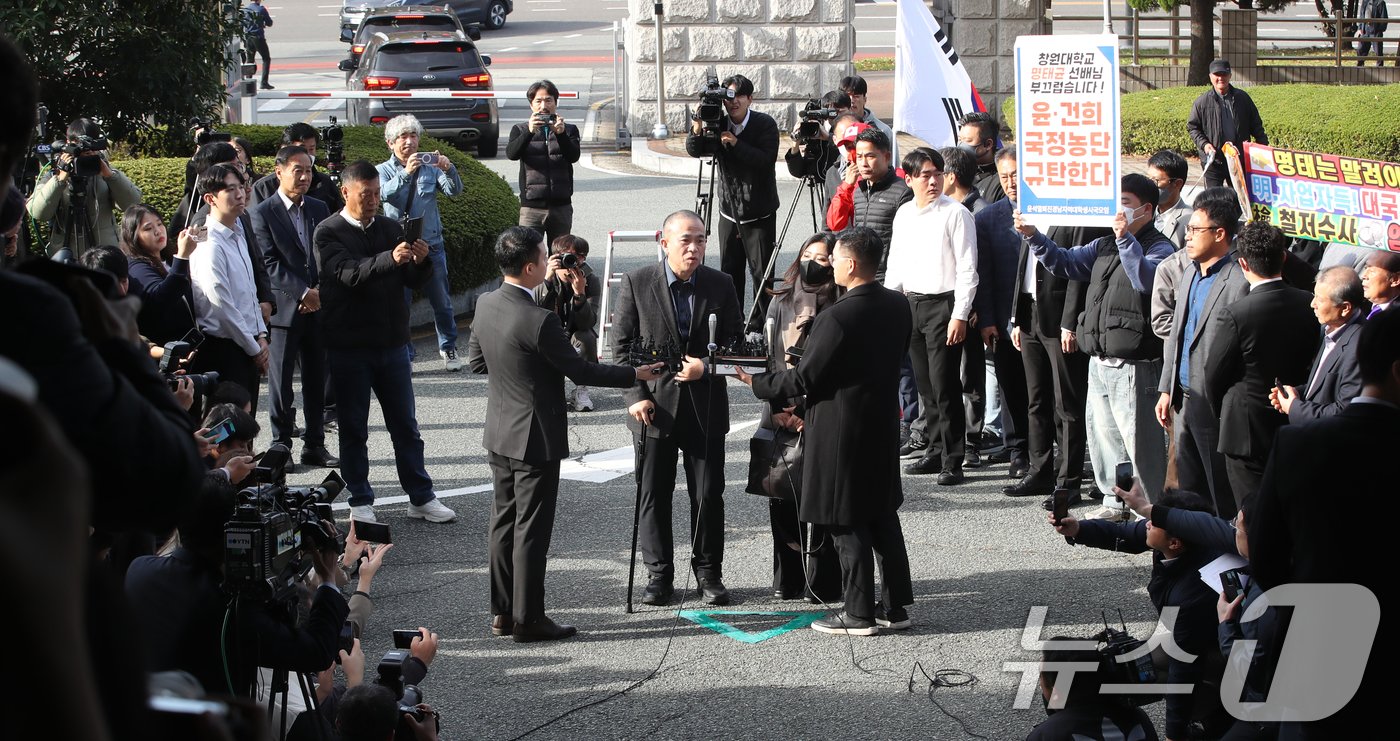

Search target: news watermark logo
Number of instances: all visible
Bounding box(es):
[1004,584,1379,722]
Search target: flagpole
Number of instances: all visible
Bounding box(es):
[1101,0,1114,33]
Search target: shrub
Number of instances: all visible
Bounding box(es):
[1003,84,1400,162]
[110,124,517,294]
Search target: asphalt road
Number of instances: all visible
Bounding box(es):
[234,5,1202,738]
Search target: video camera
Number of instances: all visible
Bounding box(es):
[1091,614,1162,707]
[158,339,221,395]
[795,98,839,144]
[190,118,232,146]
[320,116,346,184]
[376,649,439,740]
[222,455,347,603]
[691,74,734,137]
[51,135,109,179]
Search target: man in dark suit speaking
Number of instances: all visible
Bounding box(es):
[250,144,337,468]
[610,210,743,607]
[466,226,660,643]
[736,226,915,636]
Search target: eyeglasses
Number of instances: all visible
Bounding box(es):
[1185,224,1222,235]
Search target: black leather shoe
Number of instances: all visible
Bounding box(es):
[641,579,673,606]
[774,587,803,600]
[511,616,577,643]
[698,578,730,606]
[301,445,340,468]
[811,612,878,636]
[1003,475,1054,497]
[1042,490,1083,511]
[986,447,1011,465]
[491,615,514,637]
[904,453,942,475]
[1008,460,1030,479]
[963,448,982,468]
[937,468,965,486]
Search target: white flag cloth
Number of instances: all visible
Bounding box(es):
[894,0,985,147]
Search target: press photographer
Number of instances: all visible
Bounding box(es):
[507,80,581,245]
[785,91,848,181]
[26,117,143,259]
[685,73,780,334]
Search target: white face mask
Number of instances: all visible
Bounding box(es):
[1120,203,1151,223]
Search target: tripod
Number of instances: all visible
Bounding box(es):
[52,172,97,263]
[266,665,326,741]
[693,155,717,235]
[741,174,826,334]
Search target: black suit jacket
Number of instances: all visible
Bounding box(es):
[751,283,912,526]
[314,214,433,350]
[684,111,780,220]
[1288,318,1364,423]
[1012,225,1102,338]
[1249,401,1398,739]
[1204,281,1319,458]
[1159,256,1250,405]
[610,262,743,439]
[466,284,635,465]
[249,194,330,329]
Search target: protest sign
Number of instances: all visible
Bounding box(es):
[1013,35,1120,227]
[1244,143,1400,252]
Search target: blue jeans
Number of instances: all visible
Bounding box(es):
[327,345,435,506]
[1085,358,1167,499]
[404,244,457,354]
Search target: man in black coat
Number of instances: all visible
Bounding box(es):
[466,226,655,642]
[1248,308,1399,740]
[738,226,914,636]
[1272,266,1366,423]
[506,80,581,245]
[249,145,337,468]
[249,122,345,213]
[685,74,779,334]
[315,160,454,525]
[1003,215,1099,505]
[1186,59,1268,188]
[610,210,743,606]
[1204,222,1319,505]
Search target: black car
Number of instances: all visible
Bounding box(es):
[341,31,500,158]
[343,5,480,66]
[340,0,512,40]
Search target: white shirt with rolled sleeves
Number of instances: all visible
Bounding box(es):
[884,195,979,321]
[191,219,266,355]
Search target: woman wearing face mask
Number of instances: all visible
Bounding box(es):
[750,232,843,603]
[121,203,200,345]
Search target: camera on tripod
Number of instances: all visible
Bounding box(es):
[321,116,346,183]
[158,340,221,395]
[376,649,439,740]
[222,461,347,603]
[190,118,232,146]
[52,136,108,179]
[795,99,839,145]
[691,74,734,137]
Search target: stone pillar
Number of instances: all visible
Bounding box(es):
[625,0,855,137]
[1219,8,1258,71]
[954,0,1050,127]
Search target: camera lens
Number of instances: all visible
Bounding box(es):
[560,252,578,269]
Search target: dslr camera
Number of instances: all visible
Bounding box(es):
[158,340,221,395]
[222,455,347,603]
[691,74,734,137]
[559,252,579,269]
[320,116,346,183]
[52,135,109,179]
[376,649,440,740]
[190,118,232,146]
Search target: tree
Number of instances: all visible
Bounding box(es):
[1127,1,1295,86]
[0,0,242,154]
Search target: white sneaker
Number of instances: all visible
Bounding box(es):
[573,386,594,412]
[1085,504,1133,522]
[441,348,463,372]
[407,497,456,523]
[350,505,377,523]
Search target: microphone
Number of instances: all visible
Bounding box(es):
[707,313,718,354]
[764,317,776,359]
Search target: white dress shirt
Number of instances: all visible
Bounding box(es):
[884,195,979,320]
[1306,321,1348,396]
[191,218,265,355]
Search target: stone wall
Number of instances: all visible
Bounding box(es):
[625,0,855,135]
[954,0,1050,124]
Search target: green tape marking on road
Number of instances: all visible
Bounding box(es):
[677,610,824,644]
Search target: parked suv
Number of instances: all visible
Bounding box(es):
[340,0,512,40]
[343,5,480,66]
[342,31,500,158]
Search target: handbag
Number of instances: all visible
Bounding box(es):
[745,425,803,501]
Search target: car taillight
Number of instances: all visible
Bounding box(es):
[460,73,490,88]
[352,44,365,55]
[471,112,491,122]
[370,116,389,124]
[364,76,399,90]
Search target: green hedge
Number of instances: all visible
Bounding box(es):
[1002,84,1400,162]
[112,125,516,294]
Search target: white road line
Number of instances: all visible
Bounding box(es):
[258,99,293,112]
[530,7,567,10]
[311,99,342,110]
[532,38,555,44]
[566,33,582,38]
[317,13,337,17]
[497,46,519,52]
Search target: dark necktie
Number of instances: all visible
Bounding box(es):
[671,280,693,344]
[1369,304,1384,320]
